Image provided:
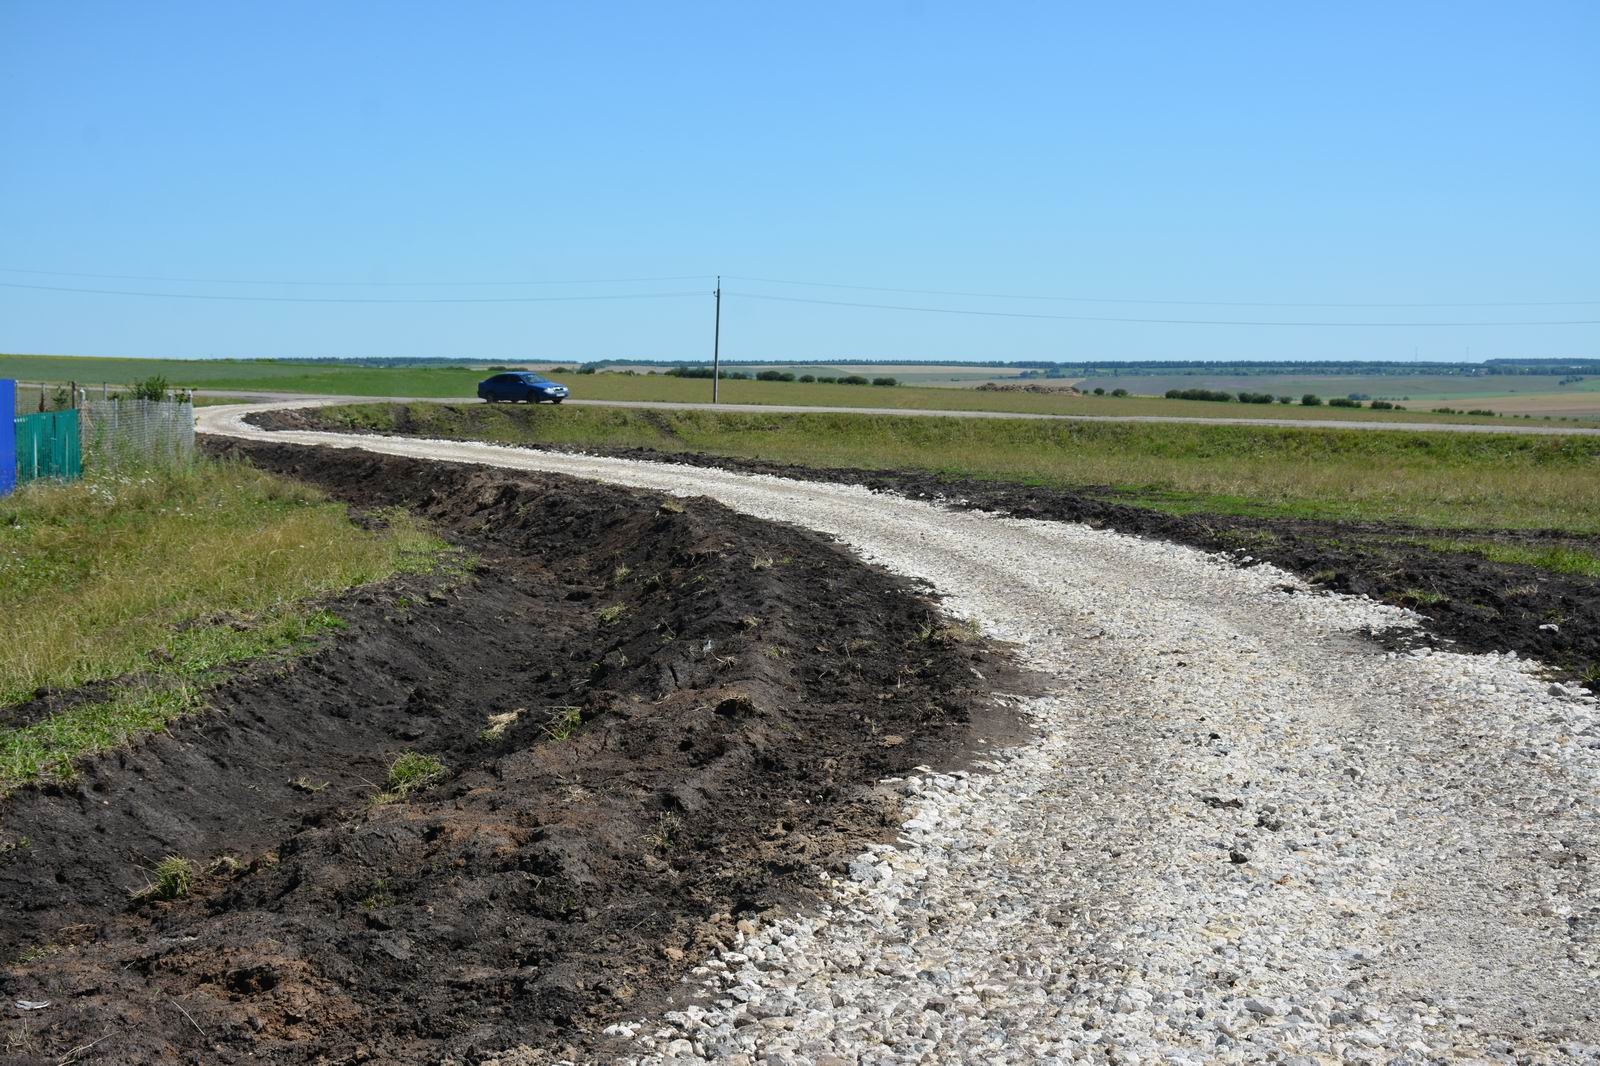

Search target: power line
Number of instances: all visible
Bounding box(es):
[726,274,1600,309]
[0,267,712,288]
[7,271,1595,324]
[0,281,708,305]
[5,264,1589,308]
[727,290,1600,328]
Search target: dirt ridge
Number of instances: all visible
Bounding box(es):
[249,406,1600,690]
[0,443,1021,1064]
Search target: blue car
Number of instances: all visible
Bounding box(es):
[477,371,570,404]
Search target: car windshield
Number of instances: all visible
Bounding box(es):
[519,374,550,383]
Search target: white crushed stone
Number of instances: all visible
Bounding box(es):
[199,405,1600,1064]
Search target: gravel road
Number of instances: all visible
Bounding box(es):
[199,405,1600,1064]
[189,390,1600,436]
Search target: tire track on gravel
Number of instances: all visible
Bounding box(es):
[198,404,1599,1064]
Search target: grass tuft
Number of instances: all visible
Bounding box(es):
[134,855,196,902]
[479,708,523,741]
[542,706,583,741]
[383,751,447,798]
[649,812,684,853]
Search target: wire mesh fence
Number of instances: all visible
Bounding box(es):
[11,383,69,414]
[80,398,196,470]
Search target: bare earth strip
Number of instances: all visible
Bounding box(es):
[197,405,1600,1064]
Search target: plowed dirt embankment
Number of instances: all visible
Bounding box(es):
[0,442,1021,1065]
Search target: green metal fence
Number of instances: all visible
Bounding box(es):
[14,410,82,484]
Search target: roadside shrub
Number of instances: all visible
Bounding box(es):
[1093,387,1105,395]
[1328,397,1362,408]
[1111,388,1128,397]
[1237,391,1275,404]
[1277,395,1294,404]
[756,370,796,382]
[1467,408,1498,417]
[798,374,816,382]
[131,375,172,402]
[1301,394,1323,406]
[839,375,870,385]
[871,376,898,387]
[1432,406,1458,414]
[816,376,837,384]
[1369,400,1395,410]
[576,364,600,374]
[665,366,714,378]
[1164,388,1233,402]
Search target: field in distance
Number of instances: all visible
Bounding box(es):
[9,353,1592,426]
[1076,370,1600,418]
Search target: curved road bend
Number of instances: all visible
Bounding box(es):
[199,403,1600,1064]
[190,390,1600,436]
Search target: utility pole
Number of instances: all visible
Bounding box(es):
[712,275,722,404]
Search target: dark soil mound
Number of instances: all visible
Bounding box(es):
[249,407,1599,690]
[0,443,1023,1065]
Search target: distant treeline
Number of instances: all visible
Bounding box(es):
[1038,359,1600,378]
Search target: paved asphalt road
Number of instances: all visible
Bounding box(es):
[190,389,1600,436]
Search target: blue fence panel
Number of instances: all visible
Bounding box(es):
[0,380,14,496]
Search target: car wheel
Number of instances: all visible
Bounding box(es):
[551,397,563,404]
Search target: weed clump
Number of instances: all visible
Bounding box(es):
[135,855,196,901]
[377,751,447,802]
[542,706,583,741]
[650,812,684,852]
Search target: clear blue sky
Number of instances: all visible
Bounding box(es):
[2,1,1595,363]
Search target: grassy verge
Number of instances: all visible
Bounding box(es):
[0,460,456,793]
[1414,539,1600,577]
[315,402,1600,533]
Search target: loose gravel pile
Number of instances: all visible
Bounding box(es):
[200,406,1600,1064]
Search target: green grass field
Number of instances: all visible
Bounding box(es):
[0,460,456,794]
[6,352,1587,426]
[312,402,1600,533]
